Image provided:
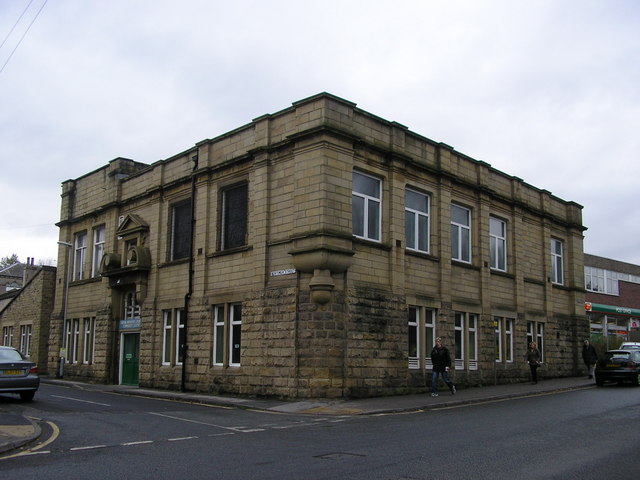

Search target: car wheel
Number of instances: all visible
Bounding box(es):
[19,391,36,401]
[595,377,604,386]
[633,373,640,387]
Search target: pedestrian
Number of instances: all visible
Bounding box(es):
[582,339,598,379]
[526,341,541,384]
[430,337,456,397]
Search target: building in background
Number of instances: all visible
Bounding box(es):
[584,253,640,353]
[50,93,588,399]
[0,258,56,371]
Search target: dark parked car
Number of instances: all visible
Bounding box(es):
[0,346,40,401]
[595,349,640,387]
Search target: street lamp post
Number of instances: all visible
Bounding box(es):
[57,240,72,378]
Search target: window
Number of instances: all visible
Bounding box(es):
[489,217,507,271]
[585,267,619,295]
[405,189,430,253]
[72,319,80,364]
[162,312,172,365]
[91,226,105,277]
[124,291,140,319]
[212,303,242,367]
[170,201,191,261]
[527,321,545,363]
[408,307,419,369]
[162,308,185,366]
[451,204,471,262]
[352,171,381,241]
[221,183,248,250]
[550,238,564,285]
[455,312,478,370]
[176,309,185,366]
[2,326,13,346]
[213,305,225,366]
[494,317,514,363]
[83,318,95,364]
[73,232,87,281]
[408,306,437,370]
[19,325,32,356]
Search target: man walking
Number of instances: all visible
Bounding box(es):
[430,337,456,397]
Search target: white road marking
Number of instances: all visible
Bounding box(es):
[51,395,111,407]
[70,445,107,451]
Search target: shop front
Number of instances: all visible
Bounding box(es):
[586,302,640,354]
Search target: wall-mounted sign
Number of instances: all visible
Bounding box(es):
[270,268,296,277]
[119,317,141,330]
[586,302,640,317]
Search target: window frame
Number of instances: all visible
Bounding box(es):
[221,182,249,250]
[489,216,507,271]
[82,317,95,365]
[73,232,87,281]
[405,188,430,253]
[91,226,105,277]
[527,321,545,363]
[212,303,243,367]
[169,200,192,261]
[455,312,478,370]
[19,325,32,356]
[352,171,382,242]
[451,204,471,263]
[550,238,564,285]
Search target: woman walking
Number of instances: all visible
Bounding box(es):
[526,342,541,384]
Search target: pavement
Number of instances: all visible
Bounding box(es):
[1,375,595,455]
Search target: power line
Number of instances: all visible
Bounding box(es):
[0,0,48,76]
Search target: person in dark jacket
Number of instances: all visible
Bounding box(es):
[526,342,541,384]
[582,339,598,379]
[430,337,456,397]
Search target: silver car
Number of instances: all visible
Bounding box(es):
[0,346,40,401]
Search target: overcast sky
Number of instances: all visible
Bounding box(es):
[1,0,639,267]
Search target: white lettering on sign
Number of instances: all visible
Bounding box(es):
[270,268,296,277]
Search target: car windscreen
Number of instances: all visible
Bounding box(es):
[0,349,24,361]
[606,352,631,360]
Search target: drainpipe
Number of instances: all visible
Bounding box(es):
[181,149,198,392]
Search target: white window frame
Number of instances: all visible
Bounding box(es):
[505,318,514,363]
[82,318,95,364]
[213,305,225,366]
[425,309,436,370]
[408,306,419,369]
[176,309,185,366]
[73,232,87,281]
[489,216,507,271]
[229,304,242,367]
[551,238,564,285]
[405,188,430,253]
[527,321,545,363]
[455,312,478,370]
[72,319,80,364]
[494,318,503,362]
[19,325,32,356]
[352,171,381,242]
[451,204,471,263]
[162,311,172,365]
[64,319,72,361]
[91,226,105,277]
[2,326,13,346]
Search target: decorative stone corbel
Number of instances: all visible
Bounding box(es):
[289,243,354,304]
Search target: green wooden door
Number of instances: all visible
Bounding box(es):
[121,333,140,386]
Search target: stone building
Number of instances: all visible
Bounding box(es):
[1,262,56,372]
[50,93,588,398]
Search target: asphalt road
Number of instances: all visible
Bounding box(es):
[1,382,639,479]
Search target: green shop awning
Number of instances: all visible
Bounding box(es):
[585,302,640,317]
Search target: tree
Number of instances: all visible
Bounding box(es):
[0,254,19,269]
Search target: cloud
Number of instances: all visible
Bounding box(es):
[1,0,639,265]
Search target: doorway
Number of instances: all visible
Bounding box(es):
[121,332,140,386]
